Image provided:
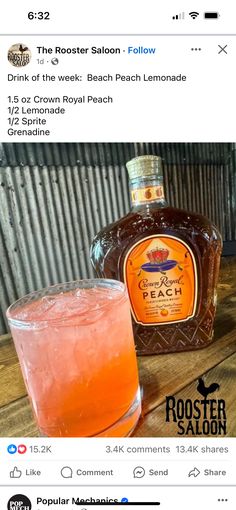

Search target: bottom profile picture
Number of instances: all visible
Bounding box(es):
[7,494,31,510]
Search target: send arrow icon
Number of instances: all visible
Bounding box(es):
[188,467,201,477]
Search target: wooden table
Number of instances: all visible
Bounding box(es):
[0,257,236,437]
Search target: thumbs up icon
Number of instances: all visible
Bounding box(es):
[10,467,22,478]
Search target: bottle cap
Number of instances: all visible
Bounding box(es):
[126,155,163,179]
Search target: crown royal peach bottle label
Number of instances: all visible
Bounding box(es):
[91,155,222,355]
[124,234,198,325]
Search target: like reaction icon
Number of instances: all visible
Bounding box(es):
[7,444,17,454]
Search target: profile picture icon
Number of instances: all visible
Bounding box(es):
[8,43,31,67]
[7,494,31,510]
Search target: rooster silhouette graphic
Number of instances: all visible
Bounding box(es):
[19,44,29,54]
[197,378,220,399]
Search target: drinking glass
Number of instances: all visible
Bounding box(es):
[7,279,141,437]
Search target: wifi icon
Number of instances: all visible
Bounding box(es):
[189,11,199,19]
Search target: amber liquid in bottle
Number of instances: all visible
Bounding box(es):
[91,156,222,355]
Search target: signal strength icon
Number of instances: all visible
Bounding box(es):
[189,11,199,19]
[172,12,185,20]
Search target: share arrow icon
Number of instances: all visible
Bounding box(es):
[188,467,201,477]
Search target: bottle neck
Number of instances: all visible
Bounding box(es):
[129,175,167,209]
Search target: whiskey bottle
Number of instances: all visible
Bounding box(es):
[91,155,222,355]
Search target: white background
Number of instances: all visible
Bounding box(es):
[0,438,235,486]
[1,486,235,510]
[1,1,236,141]
[1,1,236,34]
[0,35,235,142]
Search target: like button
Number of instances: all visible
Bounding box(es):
[10,467,22,478]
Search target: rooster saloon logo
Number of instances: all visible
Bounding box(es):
[8,43,31,67]
[165,378,227,435]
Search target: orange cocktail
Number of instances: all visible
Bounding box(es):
[7,279,141,437]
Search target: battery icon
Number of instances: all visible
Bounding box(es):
[204,12,219,19]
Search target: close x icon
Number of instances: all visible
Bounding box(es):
[218,44,228,54]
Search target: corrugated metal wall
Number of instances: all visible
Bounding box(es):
[0,142,235,334]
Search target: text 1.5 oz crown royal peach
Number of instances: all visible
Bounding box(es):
[91,155,222,355]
